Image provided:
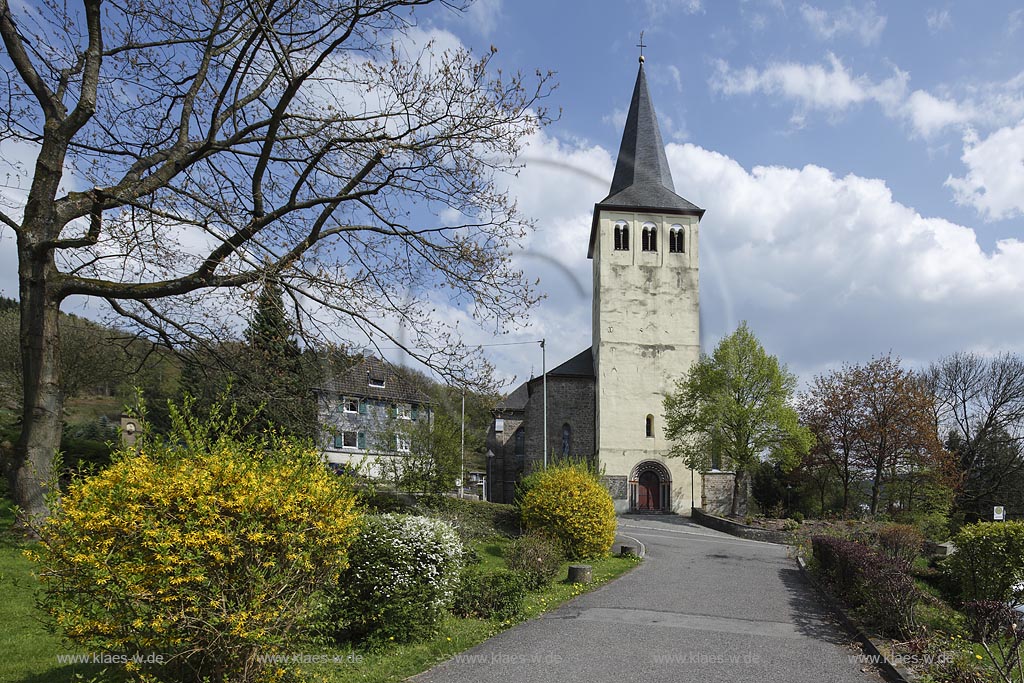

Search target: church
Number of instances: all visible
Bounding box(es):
[486,57,716,514]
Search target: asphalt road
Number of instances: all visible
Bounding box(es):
[413,515,884,683]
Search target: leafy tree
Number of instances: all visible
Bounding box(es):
[375,408,462,499]
[663,322,812,516]
[849,354,949,516]
[0,0,553,524]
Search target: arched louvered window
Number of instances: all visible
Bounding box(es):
[669,224,685,253]
[642,222,657,252]
[614,220,630,251]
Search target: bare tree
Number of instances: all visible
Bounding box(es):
[930,352,1024,517]
[0,0,553,525]
[799,367,860,515]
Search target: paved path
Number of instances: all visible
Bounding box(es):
[414,515,883,683]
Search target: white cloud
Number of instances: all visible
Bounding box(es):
[644,0,703,18]
[662,142,1024,374]
[903,90,974,137]
[946,122,1024,221]
[926,8,951,33]
[1009,8,1024,35]
[462,0,501,38]
[710,53,907,113]
[799,2,887,46]
[712,55,1024,141]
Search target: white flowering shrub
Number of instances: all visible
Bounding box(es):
[331,513,463,644]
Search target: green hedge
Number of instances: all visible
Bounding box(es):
[945,521,1024,604]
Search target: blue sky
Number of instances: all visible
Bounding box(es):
[428,0,1024,386]
[2,0,1024,391]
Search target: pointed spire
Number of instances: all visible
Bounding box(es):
[600,62,699,213]
[587,59,704,259]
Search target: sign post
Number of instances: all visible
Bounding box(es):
[994,505,1006,521]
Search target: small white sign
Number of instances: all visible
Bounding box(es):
[994,506,1006,521]
[455,478,463,488]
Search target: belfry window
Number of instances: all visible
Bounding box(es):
[669,224,684,253]
[641,222,657,252]
[614,221,630,251]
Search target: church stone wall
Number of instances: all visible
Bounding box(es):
[523,375,596,469]
[701,471,748,517]
[485,412,525,504]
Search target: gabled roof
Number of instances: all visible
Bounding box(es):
[317,356,431,404]
[588,62,704,258]
[493,347,595,415]
[495,381,529,412]
[545,347,595,378]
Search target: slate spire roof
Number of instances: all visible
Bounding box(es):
[588,61,704,258]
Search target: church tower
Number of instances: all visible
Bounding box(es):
[590,58,704,513]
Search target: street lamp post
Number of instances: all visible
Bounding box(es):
[541,339,547,470]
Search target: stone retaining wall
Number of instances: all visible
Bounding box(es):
[690,508,795,545]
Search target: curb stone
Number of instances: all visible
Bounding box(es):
[796,556,916,683]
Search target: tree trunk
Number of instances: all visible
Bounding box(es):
[730,470,742,517]
[8,243,64,533]
[870,465,883,516]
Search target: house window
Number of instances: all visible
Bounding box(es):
[335,431,357,449]
[613,220,630,251]
[646,415,654,438]
[368,375,386,388]
[396,434,410,452]
[341,397,358,413]
[561,423,571,456]
[397,403,411,420]
[514,427,525,458]
[641,222,657,252]
[669,224,684,253]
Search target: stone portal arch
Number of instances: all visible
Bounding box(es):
[629,460,672,512]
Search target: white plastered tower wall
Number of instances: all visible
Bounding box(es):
[589,60,704,514]
[593,211,702,514]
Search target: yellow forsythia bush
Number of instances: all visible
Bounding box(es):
[28,399,362,683]
[519,462,616,560]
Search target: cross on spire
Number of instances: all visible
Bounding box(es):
[636,31,647,63]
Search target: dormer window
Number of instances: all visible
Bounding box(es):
[641,222,657,252]
[614,221,630,251]
[669,224,684,253]
[368,375,386,388]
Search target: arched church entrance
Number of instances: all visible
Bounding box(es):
[629,461,671,512]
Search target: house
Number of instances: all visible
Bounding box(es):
[317,356,432,476]
[486,57,738,514]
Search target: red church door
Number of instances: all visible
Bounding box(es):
[638,471,660,511]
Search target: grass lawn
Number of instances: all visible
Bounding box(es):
[0,493,112,683]
[1,494,639,683]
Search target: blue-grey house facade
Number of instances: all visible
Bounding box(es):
[316,356,432,475]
